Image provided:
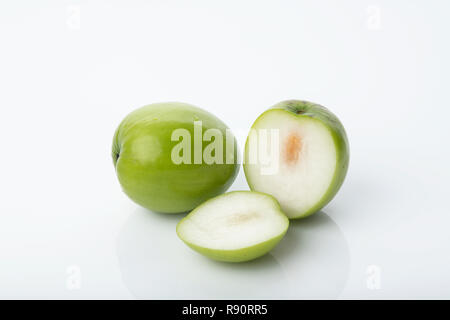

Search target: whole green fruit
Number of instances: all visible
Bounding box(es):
[112,102,239,213]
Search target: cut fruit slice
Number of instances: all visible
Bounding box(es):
[244,100,349,219]
[176,191,289,262]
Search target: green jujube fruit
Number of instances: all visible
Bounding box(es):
[112,102,239,213]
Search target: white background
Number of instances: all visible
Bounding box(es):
[0,0,449,299]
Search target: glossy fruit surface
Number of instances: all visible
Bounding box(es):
[113,102,239,213]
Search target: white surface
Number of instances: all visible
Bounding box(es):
[0,0,449,299]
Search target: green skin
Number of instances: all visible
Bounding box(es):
[112,102,239,213]
[244,100,349,219]
[176,191,289,263]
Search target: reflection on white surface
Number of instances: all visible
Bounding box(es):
[116,208,350,299]
[271,213,350,299]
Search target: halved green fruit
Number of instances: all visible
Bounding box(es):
[176,191,289,262]
[244,100,349,219]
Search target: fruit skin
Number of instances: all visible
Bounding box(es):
[112,102,239,213]
[244,100,349,219]
[181,233,287,263]
[176,191,289,263]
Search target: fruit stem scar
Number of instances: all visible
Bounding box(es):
[113,151,120,167]
[284,133,302,165]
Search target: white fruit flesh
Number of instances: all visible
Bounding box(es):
[177,192,288,251]
[245,111,337,218]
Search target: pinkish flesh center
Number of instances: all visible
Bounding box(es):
[284,133,302,165]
